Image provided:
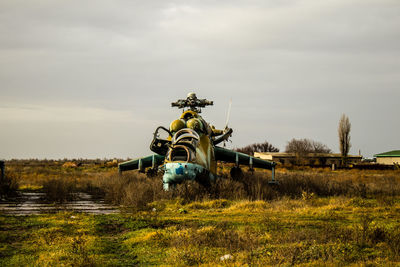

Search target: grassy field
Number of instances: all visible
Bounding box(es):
[1,160,400,266]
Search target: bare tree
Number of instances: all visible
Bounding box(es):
[285,138,332,154]
[285,138,331,165]
[235,141,279,156]
[338,114,351,160]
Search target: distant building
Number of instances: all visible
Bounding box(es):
[373,150,400,165]
[254,152,362,166]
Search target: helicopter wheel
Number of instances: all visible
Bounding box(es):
[195,170,211,188]
[230,166,244,181]
[146,168,158,177]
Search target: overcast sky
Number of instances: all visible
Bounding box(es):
[0,0,399,159]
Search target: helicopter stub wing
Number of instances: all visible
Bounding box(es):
[214,146,276,170]
[118,154,165,172]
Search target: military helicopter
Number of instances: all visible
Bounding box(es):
[118,93,277,190]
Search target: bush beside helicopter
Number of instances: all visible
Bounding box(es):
[118,93,277,190]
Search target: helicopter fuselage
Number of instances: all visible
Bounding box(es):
[162,128,217,189]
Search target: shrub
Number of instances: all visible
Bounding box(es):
[93,173,168,210]
[42,178,75,203]
[0,170,20,198]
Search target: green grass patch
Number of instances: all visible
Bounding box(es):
[1,196,400,265]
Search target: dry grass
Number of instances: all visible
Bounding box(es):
[75,168,400,212]
[5,159,400,208]
[42,178,76,203]
[90,173,169,209]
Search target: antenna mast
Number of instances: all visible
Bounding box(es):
[225,98,232,128]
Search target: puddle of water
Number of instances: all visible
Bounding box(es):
[0,192,119,215]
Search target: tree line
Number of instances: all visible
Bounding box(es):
[235,114,352,160]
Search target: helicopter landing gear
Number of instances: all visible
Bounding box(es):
[230,166,244,181]
[146,168,158,177]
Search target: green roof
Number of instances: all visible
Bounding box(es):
[374,150,400,157]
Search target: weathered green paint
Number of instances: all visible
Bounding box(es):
[118,155,165,172]
[214,146,276,169]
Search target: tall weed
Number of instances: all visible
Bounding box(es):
[0,170,19,198]
[42,178,75,202]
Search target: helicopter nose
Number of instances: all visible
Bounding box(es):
[166,128,199,163]
[168,145,194,162]
[162,163,204,190]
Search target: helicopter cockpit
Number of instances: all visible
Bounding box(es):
[149,93,232,158]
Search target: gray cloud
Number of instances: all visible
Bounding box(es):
[0,0,399,159]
